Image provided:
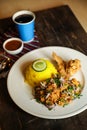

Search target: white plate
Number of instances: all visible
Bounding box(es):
[7,46,87,119]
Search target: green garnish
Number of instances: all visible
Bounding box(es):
[46,78,51,84]
[74,94,82,99]
[54,78,61,86]
[68,86,74,92]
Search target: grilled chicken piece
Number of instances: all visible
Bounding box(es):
[66,59,81,77]
[52,52,66,77]
[52,52,81,78]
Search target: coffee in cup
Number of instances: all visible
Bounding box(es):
[12,10,35,43]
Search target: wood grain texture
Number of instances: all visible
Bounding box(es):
[35,5,87,55]
[0,5,87,130]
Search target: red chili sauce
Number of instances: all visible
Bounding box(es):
[5,40,22,51]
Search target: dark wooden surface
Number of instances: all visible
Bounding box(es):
[35,5,87,55]
[0,5,87,130]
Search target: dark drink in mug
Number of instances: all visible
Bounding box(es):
[12,10,35,43]
[15,14,33,23]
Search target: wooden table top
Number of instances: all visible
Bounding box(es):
[0,5,87,130]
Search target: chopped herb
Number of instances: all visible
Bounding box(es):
[74,94,82,99]
[47,106,53,110]
[46,78,51,84]
[59,98,66,102]
[46,89,53,93]
[63,102,69,107]
[78,84,82,88]
[68,86,74,92]
[54,78,61,86]
[46,101,52,105]
[36,98,41,103]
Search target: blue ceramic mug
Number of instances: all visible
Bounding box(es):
[12,10,35,43]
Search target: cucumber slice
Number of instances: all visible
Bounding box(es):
[32,59,47,72]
